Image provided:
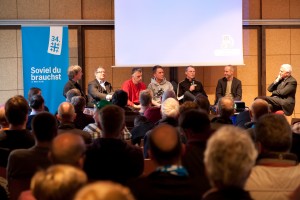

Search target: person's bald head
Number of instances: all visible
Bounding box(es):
[250,99,270,122]
[57,102,76,122]
[148,124,182,165]
[50,133,86,168]
[217,97,234,118]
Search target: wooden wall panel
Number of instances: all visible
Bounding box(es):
[82,0,113,19]
[290,0,300,19]
[266,29,291,55]
[243,29,258,56]
[262,0,290,19]
[50,0,81,19]
[85,29,113,58]
[0,30,17,58]
[291,29,300,54]
[0,0,17,19]
[243,0,261,19]
[17,0,50,19]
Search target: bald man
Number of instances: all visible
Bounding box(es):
[56,102,92,144]
[211,97,235,125]
[49,132,86,168]
[128,124,202,200]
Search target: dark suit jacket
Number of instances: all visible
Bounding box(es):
[88,79,113,103]
[267,75,297,115]
[215,77,242,104]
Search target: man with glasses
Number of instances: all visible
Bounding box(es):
[88,67,114,105]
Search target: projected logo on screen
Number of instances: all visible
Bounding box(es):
[214,35,241,56]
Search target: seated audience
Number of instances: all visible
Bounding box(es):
[0,95,34,167]
[203,126,257,200]
[7,112,57,200]
[26,94,45,130]
[112,89,139,133]
[27,87,49,112]
[49,132,86,168]
[180,110,212,196]
[27,165,87,200]
[211,97,234,127]
[245,114,300,200]
[74,181,135,200]
[129,124,202,200]
[139,89,153,115]
[56,102,92,144]
[131,115,154,146]
[65,88,81,102]
[84,105,144,184]
[193,93,211,115]
[71,96,94,130]
[0,105,9,131]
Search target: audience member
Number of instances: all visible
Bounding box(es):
[49,133,86,168]
[0,105,9,131]
[65,88,81,102]
[129,124,202,200]
[27,87,49,112]
[63,65,86,102]
[112,89,139,133]
[121,67,146,109]
[30,165,87,200]
[203,126,257,200]
[88,67,114,105]
[56,102,92,144]
[7,112,57,199]
[74,181,135,200]
[26,94,45,130]
[0,95,34,167]
[177,66,207,102]
[246,99,270,129]
[139,89,153,115]
[179,101,199,113]
[84,105,144,184]
[180,110,212,196]
[211,97,234,125]
[148,65,173,105]
[131,115,154,146]
[245,114,300,200]
[193,93,211,115]
[71,96,95,130]
[215,65,242,104]
[257,64,297,116]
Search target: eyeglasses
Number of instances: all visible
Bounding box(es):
[96,71,105,73]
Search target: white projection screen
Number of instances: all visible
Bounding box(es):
[115,0,244,67]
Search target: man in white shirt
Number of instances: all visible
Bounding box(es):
[88,67,114,105]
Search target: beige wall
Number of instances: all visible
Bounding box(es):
[0,0,300,120]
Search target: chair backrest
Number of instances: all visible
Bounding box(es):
[0,148,10,168]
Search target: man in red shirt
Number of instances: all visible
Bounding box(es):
[121,68,146,109]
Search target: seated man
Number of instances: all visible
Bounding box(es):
[215,65,242,105]
[211,97,235,125]
[148,65,173,105]
[129,124,202,200]
[121,67,147,109]
[245,114,300,200]
[83,105,144,184]
[177,66,207,102]
[88,67,113,104]
[203,126,257,200]
[257,64,297,116]
[0,95,35,167]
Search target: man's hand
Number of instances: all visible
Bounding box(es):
[274,74,282,83]
[189,84,196,91]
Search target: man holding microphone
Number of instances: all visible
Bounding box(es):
[177,66,207,102]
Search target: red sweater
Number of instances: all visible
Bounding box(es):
[121,79,146,106]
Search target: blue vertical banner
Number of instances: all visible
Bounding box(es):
[22,26,69,113]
